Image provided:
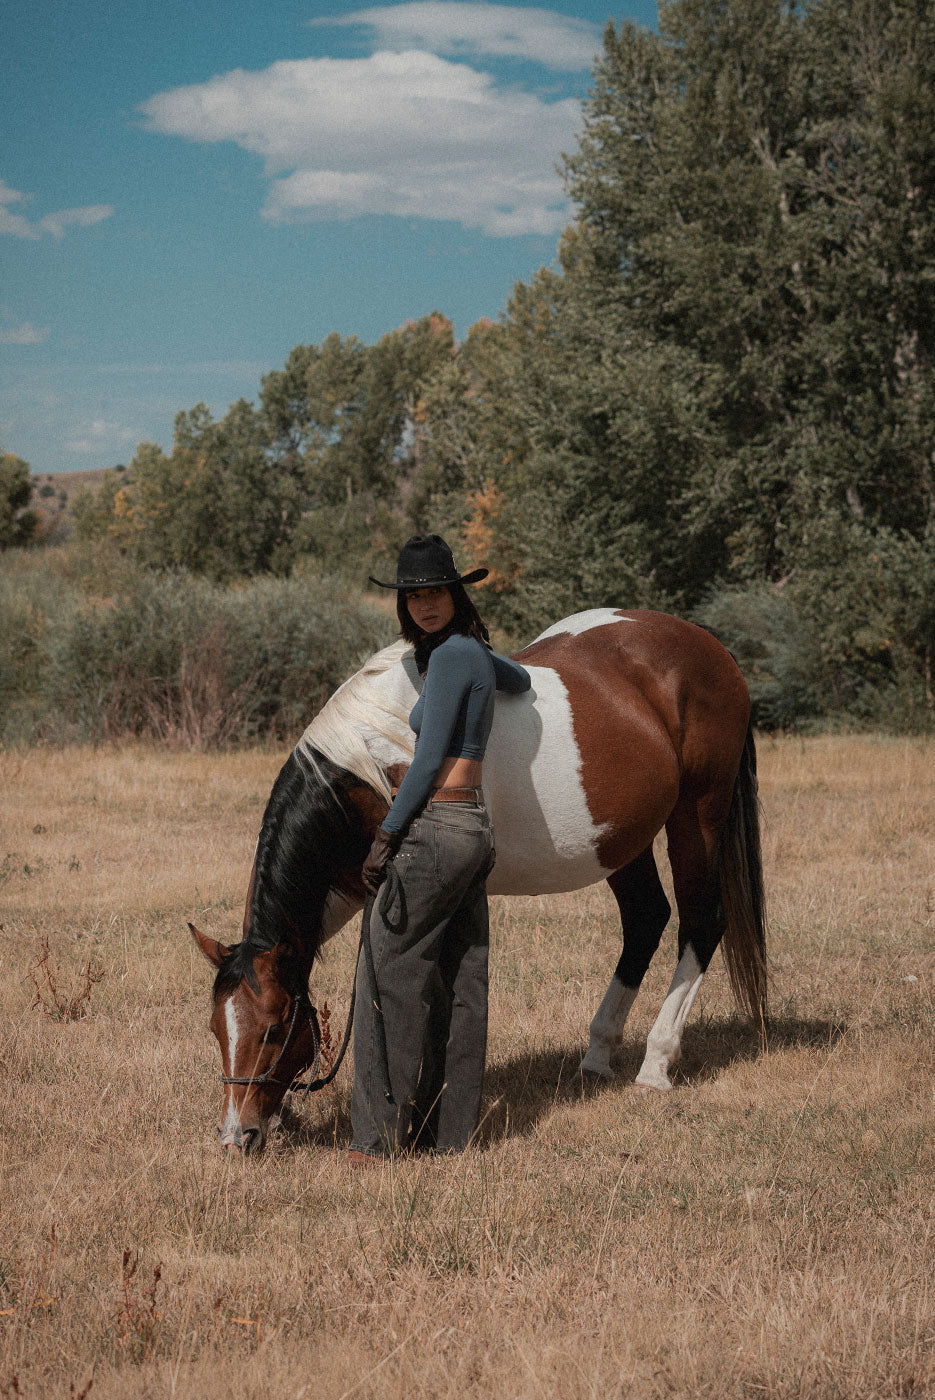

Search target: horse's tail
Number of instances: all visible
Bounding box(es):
[717,721,768,1035]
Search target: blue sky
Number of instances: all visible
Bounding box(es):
[2,1,657,474]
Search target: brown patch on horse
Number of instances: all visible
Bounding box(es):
[517,611,748,872]
[346,780,392,834]
[333,780,395,900]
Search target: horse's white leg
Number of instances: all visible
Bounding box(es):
[580,852,672,1079]
[580,977,639,1077]
[634,947,703,1091]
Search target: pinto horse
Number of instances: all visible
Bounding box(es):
[191,608,766,1153]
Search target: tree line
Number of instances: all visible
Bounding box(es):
[23,0,935,727]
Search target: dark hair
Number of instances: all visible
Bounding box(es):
[397,582,490,669]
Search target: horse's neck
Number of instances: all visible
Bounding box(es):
[249,747,367,962]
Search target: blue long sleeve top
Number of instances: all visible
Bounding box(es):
[382,633,531,834]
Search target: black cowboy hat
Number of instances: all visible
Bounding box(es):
[369,534,488,590]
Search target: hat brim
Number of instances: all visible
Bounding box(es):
[368,567,489,590]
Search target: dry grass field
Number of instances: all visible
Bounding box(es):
[1,736,932,1399]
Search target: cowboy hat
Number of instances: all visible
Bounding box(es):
[369,534,488,590]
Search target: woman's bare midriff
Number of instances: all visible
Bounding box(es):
[434,756,482,789]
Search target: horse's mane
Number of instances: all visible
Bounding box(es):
[213,745,369,997]
[296,638,415,803]
[214,641,416,998]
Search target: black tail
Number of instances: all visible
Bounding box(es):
[717,722,768,1035]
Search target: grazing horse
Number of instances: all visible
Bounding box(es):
[191,608,766,1154]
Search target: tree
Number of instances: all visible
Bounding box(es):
[76,402,303,580]
[261,314,454,504]
[416,0,935,703]
[563,3,935,536]
[0,451,37,547]
[72,315,457,582]
[262,314,456,575]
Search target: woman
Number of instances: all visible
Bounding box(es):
[349,534,530,1161]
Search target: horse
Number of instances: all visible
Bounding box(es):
[190,607,766,1154]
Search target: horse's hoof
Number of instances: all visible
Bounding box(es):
[578,1056,613,1080]
[634,1072,673,1093]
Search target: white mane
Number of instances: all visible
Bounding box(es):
[296,639,416,801]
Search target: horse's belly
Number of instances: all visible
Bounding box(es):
[486,839,609,896]
[483,665,613,896]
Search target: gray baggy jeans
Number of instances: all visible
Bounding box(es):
[350,799,494,1156]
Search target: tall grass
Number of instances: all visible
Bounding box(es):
[0,736,932,1398]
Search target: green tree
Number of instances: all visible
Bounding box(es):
[76,402,304,580]
[262,314,456,575]
[0,451,37,547]
[563,0,935,558]
[261,314,454,505]
[416,0,935,706]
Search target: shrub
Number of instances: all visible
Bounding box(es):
[0,553,82,742]
[0,558,396,747]
[693,584,826,729]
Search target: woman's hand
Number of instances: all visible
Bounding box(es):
[362,827,402,894]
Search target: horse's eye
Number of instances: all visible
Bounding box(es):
[260,1025,283,1045]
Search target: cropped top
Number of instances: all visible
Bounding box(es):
[382,632,531,834]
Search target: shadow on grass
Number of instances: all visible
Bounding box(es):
[676,1011,846,1086]
[272,1012,846,1154]
[276,1088,353,1152]
[480,1012,846,1143]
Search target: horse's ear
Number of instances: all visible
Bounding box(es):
[188,922,233,968]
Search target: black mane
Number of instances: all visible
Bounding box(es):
[214,746,369,997]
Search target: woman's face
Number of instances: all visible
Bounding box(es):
[405,585,455,634]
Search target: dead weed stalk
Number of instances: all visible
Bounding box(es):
[30,937,104,1022]
[114,1250,163,1364]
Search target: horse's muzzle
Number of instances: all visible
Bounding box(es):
[219,1123,265,1155]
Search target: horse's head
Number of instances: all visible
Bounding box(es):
[189,923,320,1155]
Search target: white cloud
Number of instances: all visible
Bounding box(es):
[65,419,139,454]
[319,3,600,70]
[140,48,579,236]
[38,205,114,239]
[0,321,49,345]
[0,178,113,240]
[0,181,36,239]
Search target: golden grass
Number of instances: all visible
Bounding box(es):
[1,736,933,1399]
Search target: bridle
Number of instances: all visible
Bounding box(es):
[219,864,403,1106]
[221,983,355,1098]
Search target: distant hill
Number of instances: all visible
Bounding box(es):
[28,465,125,540]
[30,465,124,506]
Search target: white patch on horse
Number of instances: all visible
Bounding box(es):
[220,996,243,1139]
[533,608,637,642]
[484,665,611,894]
[580,977,640,1078]
[634,947,704,1091]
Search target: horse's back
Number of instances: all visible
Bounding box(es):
[485,609,750,893]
